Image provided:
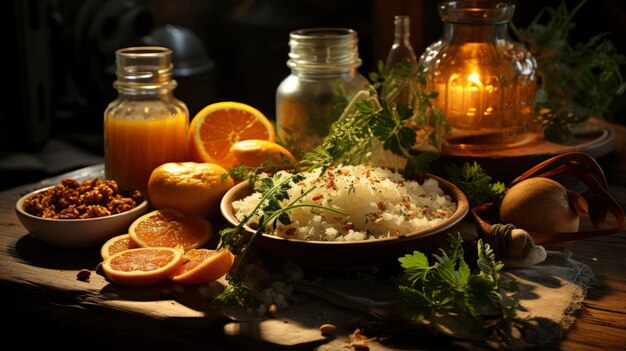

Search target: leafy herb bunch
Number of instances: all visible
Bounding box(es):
[370,60,449,152]
[398,233,526,339]
[300,87,439,178]
[511,0,626,143]
[445,162,506,207]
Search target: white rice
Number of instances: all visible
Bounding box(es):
[232,165,457,241]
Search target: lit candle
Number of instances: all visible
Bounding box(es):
[419,1,537,147]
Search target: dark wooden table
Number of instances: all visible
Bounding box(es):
[1,124,625,350]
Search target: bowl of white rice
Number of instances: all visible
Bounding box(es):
[221,165,469,269]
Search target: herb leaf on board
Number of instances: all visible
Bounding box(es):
[397,233,524,335]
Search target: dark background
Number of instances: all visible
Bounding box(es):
[2,0,625,190]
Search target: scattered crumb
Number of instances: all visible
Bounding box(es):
[95,262,103,274]
[320,323,336,335]
[76,269,91,281]
[267,303,278,317]
[347,328,377,350]
[592,257,598,261]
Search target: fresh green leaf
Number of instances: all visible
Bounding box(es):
[446,161,505,206]
[399,251,430,270]
[511,0,626,142]
[397,233,522,335]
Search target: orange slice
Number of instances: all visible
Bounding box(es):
[102,247,183,287]
[229,139,296,168]
[170,248,235,285]
[187,101,276,169]
[100,233,138,260]
[129,209,212,251]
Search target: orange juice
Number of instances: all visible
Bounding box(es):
[105,111,187,195]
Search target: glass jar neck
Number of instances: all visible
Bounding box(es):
[438,0,514,43]
[287,28,362,77]
[442,22,508,43]
[114,83,177,96]
[394,15,412,44]
[113,46,177,94]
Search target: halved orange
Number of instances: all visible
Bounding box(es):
[229,139,296,168]
[100,233,138,260]
[187,101,276,169]
[170,248,235,285]
[102,247,183,287]
[129,209,212,251]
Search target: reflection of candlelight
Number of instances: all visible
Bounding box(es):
[435,44,505,130]
[419,1,537,148]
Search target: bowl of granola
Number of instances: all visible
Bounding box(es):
[15,178,149,248]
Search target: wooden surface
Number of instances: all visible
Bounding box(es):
[1,124,625,350]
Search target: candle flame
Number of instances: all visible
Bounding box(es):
[467,73,481,84]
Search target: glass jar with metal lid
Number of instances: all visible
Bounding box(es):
[275,28,369,159]
[104,46,188,195]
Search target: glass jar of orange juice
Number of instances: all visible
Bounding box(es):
[104,47,188,195]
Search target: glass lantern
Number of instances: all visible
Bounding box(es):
[419,0,537,149]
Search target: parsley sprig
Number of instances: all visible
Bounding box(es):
[398,233,523,334]
[445,161,506,206]
[370,61,449,152]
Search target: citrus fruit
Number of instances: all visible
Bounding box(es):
[102,247,183,287]
[148,162,235,218]
[170,248,235,285]
[100,234,138,260]
[229,139,296,168]
[129,209,212,251]
[187,101,276,168]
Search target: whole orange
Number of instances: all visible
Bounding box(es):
[147,162,234,218]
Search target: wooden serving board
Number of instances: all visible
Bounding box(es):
[432,117,616,183]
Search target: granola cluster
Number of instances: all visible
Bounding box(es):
[22,178,143,219]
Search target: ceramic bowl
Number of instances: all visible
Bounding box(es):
[15,186,149,249]
[220,173,469,269]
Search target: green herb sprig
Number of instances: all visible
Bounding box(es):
[300,88,439,178]
[511,0,626,143]
[216,172,346,304]
[445,162,506,206]
[370,60,449,152]
[397,233,524,334]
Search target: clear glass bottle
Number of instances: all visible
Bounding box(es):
[104,46,189,195]
[276,28,370,159]
[381,15,418,106]
[419,1,537,149]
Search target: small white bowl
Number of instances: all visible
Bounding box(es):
[15,186,149,249]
